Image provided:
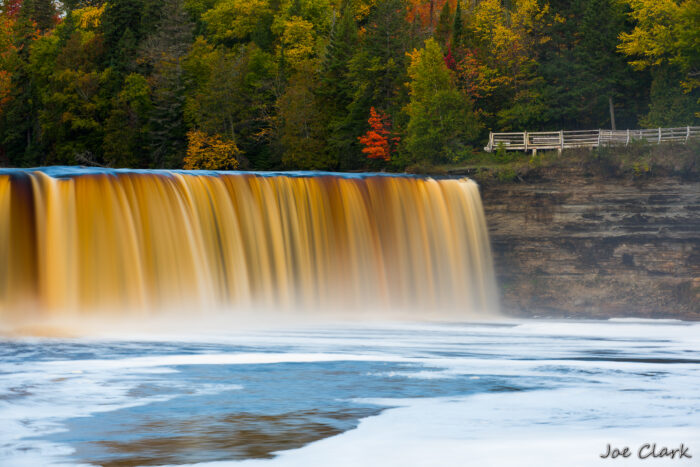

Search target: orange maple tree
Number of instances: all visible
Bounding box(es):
[358,107,399,162]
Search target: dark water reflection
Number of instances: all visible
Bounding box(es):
[92,408,381,466]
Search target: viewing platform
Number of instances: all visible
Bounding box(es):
[485,126,700,154]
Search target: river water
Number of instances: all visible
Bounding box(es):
[1,319,698,466]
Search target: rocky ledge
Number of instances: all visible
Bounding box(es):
[481,168,700,320]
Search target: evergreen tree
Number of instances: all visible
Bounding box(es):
[642,67,698,127]
[404,38,480,164]
[103,73,152,167]
[19,0,56,32]
[538,0,649,129]
[102,0,144,71]
[0,14,42,166]
[451,0,463,48]
[37,24,110,164]
[575,0,642,129]
[319,0,359,167]
[435,0,451,47]
[184,40,276,168]
[277,64,332,169]
[141,0,193,167]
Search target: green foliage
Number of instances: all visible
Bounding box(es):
[496,166,517,182]
[103,73,152,167]
[537,0,650,129]
[341,0,413,169]
[618,0,699,84]
[642,67,699,127]
[142,0,194,168]
[0,0,696,171]
[277,64,332,169]
[494,142,509,162]
[451,0,463,48]
[202,0,271,44]
[405,38,481,164]
[318,0,360,169]
[435,0,451,47]
[102,0,143,70]
[184,40,276,167]
[20,0,56,32]
[36,28,110,164]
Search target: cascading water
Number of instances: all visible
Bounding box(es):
[0,167,498,323]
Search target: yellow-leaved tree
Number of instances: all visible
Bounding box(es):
[183,130,240,170]
[457,0,551,130]
[618,0,698,78]
[618,0,700,120]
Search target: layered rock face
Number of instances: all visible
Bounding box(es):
[481,170,700,319]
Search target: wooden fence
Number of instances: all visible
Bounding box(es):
[484,126,700,153]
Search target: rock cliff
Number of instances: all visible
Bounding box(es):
[481,169,700,319]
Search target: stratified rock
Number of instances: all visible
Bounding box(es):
[481,169,700,320]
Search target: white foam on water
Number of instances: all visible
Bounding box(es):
[1,319,699,466]
[164,388,700,467]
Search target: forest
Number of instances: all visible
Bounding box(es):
[0,0,697,171]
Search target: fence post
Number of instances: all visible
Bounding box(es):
[687,126,691,144]
[626,129,630,146]
[524,131,528,153]
[488,132,494,151]
[559,130,564,155]
[597,129,601,148]
[658,127,661,144]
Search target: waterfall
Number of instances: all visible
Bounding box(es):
[0,168,498,321]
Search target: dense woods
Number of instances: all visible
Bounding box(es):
[0,0,697,170]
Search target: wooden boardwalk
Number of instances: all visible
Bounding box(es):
[485,126,700,153]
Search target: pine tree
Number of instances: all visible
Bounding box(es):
[320,0,357,111]
[642,67,698,127]
[319,0,359,166]
[277,64,332,169]
[103,73,152,168]
[102,0,144,71]
[435,0,451,47]
[538,0,649,129]
[38,24,110,164]
[0,14,41,166]
[576,0,634,128]
[142,0,194,167]
[405,38,480,164]
[1,0,58,165]
[20,0,56,32]
[451,0,463,48]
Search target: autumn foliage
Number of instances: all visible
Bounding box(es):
[0,0,696,170]
[443,46,456,71]
[184,130,240,170]
[407,0,453,29]
[358,107,399,161]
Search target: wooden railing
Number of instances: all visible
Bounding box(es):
[484,126,700,153]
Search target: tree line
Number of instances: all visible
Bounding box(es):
[0,0,697,171]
